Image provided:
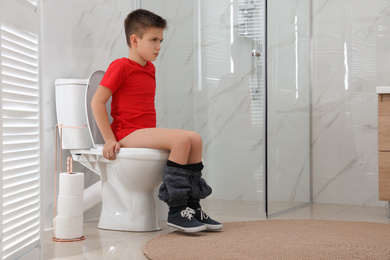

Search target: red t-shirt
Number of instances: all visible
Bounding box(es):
[100,58,157,141]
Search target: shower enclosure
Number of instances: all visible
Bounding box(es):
[139,0,311,217]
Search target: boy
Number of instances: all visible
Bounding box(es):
[91,9,222,233]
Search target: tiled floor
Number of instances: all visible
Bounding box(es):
[42,199,390,260]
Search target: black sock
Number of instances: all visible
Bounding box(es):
[167,160,204,171]
[187,198,201,210]
[168,205,186,215]
[186,162,204,171]
[166,160,187,170]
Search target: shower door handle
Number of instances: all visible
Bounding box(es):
[252,50,261,57]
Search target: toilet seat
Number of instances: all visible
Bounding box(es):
[71,146,169,160]
[85,70,110,147]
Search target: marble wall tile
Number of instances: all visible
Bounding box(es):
[312,0,390,207]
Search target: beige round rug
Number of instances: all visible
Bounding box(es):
[143,219,390,260]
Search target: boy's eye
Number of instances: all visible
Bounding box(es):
[151,38,163,43]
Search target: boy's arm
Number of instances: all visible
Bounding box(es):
[91,85,121,160]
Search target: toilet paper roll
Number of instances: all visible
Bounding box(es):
[59,172,84,196]
[57,195,83,217]
[53,216,83,239]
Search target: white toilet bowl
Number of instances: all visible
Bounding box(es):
[72,147,168,231]
[55,70,169,231]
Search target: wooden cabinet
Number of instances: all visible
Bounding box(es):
[378,93,390,200]
[378,152,390,200]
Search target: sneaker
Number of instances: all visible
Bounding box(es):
[167,207,207,233]
[193,207,223,230]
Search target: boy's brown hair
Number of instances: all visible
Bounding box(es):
[124,9,167,46]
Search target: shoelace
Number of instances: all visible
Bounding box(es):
[200,208,209,221]
[181,207,196,220]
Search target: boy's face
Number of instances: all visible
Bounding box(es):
[131,27,164,65]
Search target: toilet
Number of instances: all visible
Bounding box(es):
[55,70,169,232]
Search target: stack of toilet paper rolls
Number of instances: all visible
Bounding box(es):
[53,172,84,240]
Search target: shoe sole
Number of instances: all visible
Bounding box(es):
[206,224,223,230]
[167,222,207,233]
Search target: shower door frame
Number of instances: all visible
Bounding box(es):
[263,0,313,218]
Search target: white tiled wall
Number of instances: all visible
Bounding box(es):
[312,0,390,207]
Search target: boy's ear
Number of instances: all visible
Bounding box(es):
[130,34,138,47]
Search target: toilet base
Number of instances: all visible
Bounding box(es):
[97,191,162,232]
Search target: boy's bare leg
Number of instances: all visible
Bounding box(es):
[118,128,202,165]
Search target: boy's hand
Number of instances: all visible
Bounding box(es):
[103,140,121,160]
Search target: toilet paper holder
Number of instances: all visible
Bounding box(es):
[67,156,73,174]
[53,124,87,242]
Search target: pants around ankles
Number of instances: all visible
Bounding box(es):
[158,166,212,207]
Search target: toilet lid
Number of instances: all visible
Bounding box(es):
[85,70,113,147]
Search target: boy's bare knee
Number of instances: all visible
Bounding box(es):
[189,131,201,140]
[173,132,192,150]
[189,132,203,148]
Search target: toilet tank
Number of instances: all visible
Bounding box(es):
[55,79,93,149]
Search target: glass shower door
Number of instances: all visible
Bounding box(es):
[265,0,311,217]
